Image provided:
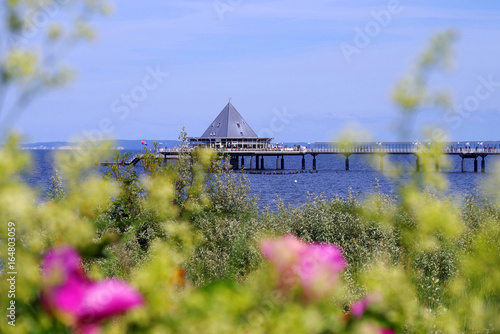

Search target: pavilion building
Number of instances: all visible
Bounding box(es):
[188,101,274,149]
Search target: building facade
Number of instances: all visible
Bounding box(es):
[188,102,274,149]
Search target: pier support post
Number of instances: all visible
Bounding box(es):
[474,157,478,173]
[435,157,439,172]
[250,156,254,170]
[230,156,239,170]
[241,156,245,169]
[261,156,264,170]
[256,155,260,170]
[416,156,420,172]
[345,155,350,171]
[481,156,486,173]
[312,155,317,170]
[301,155,306,170]
[276,156,280,170]
[281,156,285,170]
[461,157,465,173]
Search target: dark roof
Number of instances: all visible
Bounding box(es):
[200,102,259,138]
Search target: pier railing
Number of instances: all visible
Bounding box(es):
[158,145,500,155]
[101,142,500,172]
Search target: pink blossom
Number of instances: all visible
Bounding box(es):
[350,295,393,333]
[42,245,83,281]
[350,294,383,318]
[41,246,143,334]
[351,297,369,318]
[260,235,347,300]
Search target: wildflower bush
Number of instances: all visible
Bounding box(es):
[2,132,500,333]
[1,22,500,334]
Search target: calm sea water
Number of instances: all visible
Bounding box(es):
[22,150,498,208]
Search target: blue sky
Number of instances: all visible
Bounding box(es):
[9,0,500,143]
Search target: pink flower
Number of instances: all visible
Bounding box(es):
[41,246,143,334]
[350,295,393,333]
[351,297,369,318]
[260,235,347,300]
[350,294,383,319]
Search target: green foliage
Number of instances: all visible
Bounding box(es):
[181,154,262,286]
[261,194,398,275]
[46,168,65,202]
[187,215,263,286]
[2,136,500,334]
[204,160,258,217]
[103,151,143,228]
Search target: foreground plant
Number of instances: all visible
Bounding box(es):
[41,246,143,334]
[260,235,347,301]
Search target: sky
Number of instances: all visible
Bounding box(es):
[6,0,500,143]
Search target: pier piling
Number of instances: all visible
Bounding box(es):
[230,156,238,170]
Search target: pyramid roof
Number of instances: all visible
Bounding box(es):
[200,102,259,138]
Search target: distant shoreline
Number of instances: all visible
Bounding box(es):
[21,146,126,151]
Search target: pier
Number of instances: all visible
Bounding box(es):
[101,103,500,173]
[101,141,500,173]
[154,141,500,173]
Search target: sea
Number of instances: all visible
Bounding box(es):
[22,150,499,209]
